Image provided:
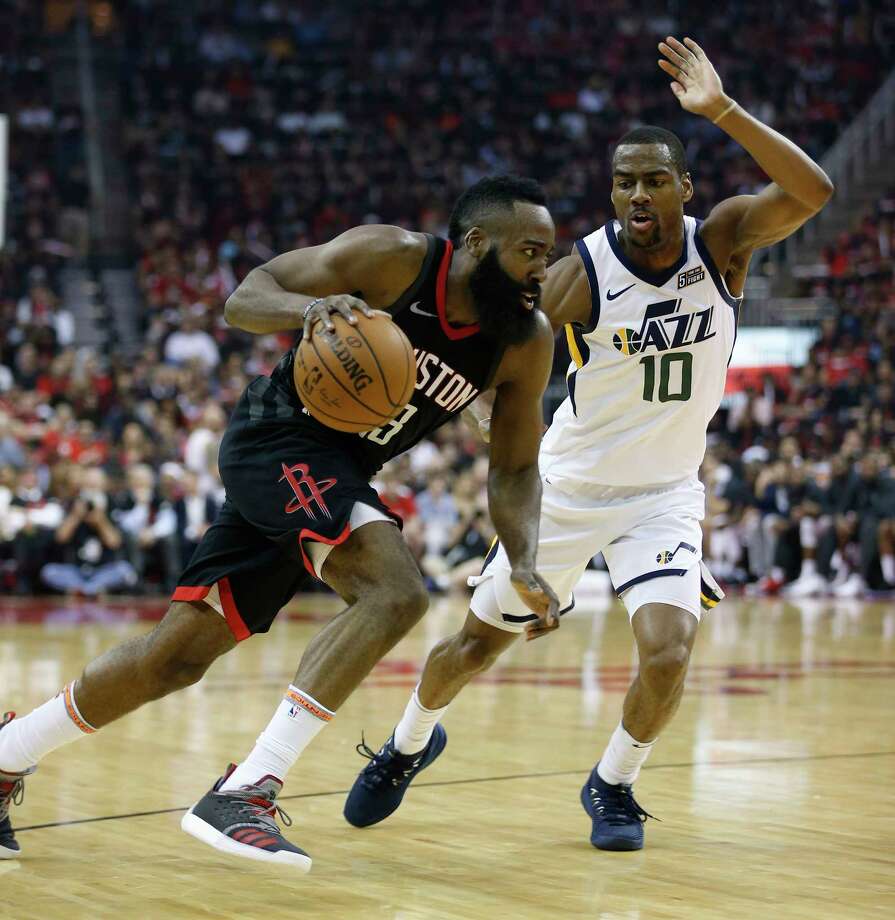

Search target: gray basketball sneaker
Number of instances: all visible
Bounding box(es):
[181,764,311,872]
[1,713,35,859]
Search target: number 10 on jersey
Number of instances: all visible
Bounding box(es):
[639,352,692,402]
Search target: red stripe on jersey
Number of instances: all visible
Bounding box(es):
[435,241,480,340]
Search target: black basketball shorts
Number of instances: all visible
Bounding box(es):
[173,383,400,641]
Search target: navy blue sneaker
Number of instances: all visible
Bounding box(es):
[580,763,655,851]
[343,726,447,827]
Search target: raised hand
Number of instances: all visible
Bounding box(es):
[657,36,732,122]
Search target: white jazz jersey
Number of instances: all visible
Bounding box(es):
[541,216,740,487]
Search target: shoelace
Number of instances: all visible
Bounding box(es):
[355,734,421,789]
[0,777,25,815]
[588,783,657,827]
[225,784,293,830]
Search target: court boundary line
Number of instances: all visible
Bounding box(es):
[14,749,895,834]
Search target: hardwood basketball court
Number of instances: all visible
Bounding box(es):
[1,593,893,919]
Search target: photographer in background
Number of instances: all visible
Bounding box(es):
[40,467,137,597]
[112,463,180,594]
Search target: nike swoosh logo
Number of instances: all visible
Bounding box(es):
[410,301,438,318]
[606,283,636,301]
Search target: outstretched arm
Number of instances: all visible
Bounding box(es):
[658,36,834,283]
[223,225,426,335]
[487,311,560,639]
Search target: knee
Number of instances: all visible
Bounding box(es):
[142,651,212,693]
[140,635,219,693]
[454,633,502,675]
[138,605,233,694]
[385,577,429,628]
[639,643,692,692]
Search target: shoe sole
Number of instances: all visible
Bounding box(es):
[344,726,448,829]
[0,842,20,859]
[579,783,643,852]
[180,809,312,872]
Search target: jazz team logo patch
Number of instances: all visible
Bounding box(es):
[612,328,642,355]
[656,542,697,565]
[612,298,715,357]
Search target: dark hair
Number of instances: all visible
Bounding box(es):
[448,175,547,246]
[613,126,688,176]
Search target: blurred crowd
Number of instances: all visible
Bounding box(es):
[698,181,895,598]
[3,1,895,598]
[121,0,893,337]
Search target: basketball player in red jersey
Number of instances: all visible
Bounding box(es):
[0,176,560,872]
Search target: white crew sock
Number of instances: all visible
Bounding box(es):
[393,685,448,755]
[597,721,656,786]
[0,683,96,773]
[801,558,817,577]
[882,554,895,585]
[220,686,334,791]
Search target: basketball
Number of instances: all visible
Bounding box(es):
[294,312,416,433]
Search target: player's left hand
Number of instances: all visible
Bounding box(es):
[658,36,731,121]
[509,568,560,641]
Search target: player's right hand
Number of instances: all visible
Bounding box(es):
[510,568,560,641]
[302,294,382,339]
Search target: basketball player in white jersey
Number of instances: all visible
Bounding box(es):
[343,36,833,851]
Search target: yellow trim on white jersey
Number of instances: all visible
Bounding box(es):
[565,324,584,369]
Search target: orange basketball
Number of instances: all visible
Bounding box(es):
[294,312,416,433]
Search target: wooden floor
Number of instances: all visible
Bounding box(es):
[1,592,894,920]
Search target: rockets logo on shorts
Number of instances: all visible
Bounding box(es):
[279,462,337,520]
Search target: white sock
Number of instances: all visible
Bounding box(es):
[597,721,656,786]
[802,558,817,577]
[393,685,448,755]
[0,683,96,773]
[882,555,895,584]
[220,686,334,791]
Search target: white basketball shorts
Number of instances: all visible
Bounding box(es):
[469,474,724,633]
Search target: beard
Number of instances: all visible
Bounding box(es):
[626,218,663,249]
[469,247,540,346]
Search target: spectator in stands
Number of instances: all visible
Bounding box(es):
[113,463,180,595]
[777,464,830,597]
[163,307,220,370]
[416,475,459,560]
[823,453,895,597]
[374,463,424,565]
[2,465,64,594]
[175,468,222,569]
[0,410,26,468]
[184,403,227,494]
[41,467,137,596]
